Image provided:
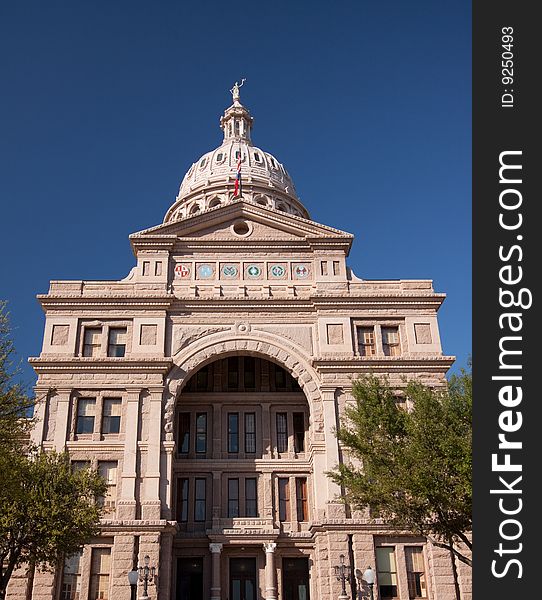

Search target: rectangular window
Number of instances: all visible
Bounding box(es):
[228,357,239,389]
[228,478,239,518]
[245,478,258,517]
[76,398,95,435]
[296,477,308,522]
[194,478,206,522]
[98,461,117,512]
[244,412,256,453]
[278,478,290,522]
[357,326,376,356]
[275,366,286,390]
[320,261,328,276]
[143,261,150,276]
[71,460,90,472]
[376,547,399,599]
[102,398,121,434]
[333,260,340,275]
[382,326,400,357]
[107,327,127,357]
[406,547,427,598]
[293,412,305,453]
[155,261,162,276]
[228,413,239,453]
[60,550,82,600]
[83,327,101,357]
[276,412,288,453]
[195,413,207,454]
[179,413,190,454]
[178,478,189,522]
[244,356,256,389]
[89,548,111,600]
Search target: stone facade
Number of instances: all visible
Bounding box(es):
[10,88,470,600]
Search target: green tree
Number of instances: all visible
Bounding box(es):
[0,302,107,599]
[328,370,472,576]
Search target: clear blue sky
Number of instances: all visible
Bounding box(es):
[0,0,471,384]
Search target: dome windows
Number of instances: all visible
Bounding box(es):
[199,158,208,169]
[216,153,224,163]
[189,204,201,215]
[208,197,222,209]
[231,220,252,237]
[254,152,261,163]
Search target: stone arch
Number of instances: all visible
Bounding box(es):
[164,335,323,442]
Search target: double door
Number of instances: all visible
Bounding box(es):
[230,557,257,600]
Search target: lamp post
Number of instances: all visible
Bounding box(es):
[137,555,156,600]
[334,554,351,600]
[362,566,376,600]
[127,569,138,600]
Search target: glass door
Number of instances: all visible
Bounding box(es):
[283,557,310,600]
[177,557,203,600]
[230,557,257,600]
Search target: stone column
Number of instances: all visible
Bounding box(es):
[264,543,278,600]
[53,389,72,451]
[209,543,223,600]
[142,387,164,520]
[118,389,140,520]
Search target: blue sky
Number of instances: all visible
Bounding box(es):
[0,1,471,383]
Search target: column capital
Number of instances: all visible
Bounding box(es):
[209,543,223,554]
[264,542,277,553]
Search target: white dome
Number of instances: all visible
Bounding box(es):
[163,90,309,223]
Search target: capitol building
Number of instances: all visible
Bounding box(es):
[11,85,470,600]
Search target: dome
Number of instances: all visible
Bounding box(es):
[163,83,309,223]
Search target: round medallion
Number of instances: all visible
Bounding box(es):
[247,265,261,278]
[270,265,286,278]
[174,264,191,279]
[294,265,310,278]
[198,264,214,279]
[222,265,238,278]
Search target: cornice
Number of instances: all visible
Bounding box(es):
[313,356,455,371]
[37,294,174,311]
[28,357,173,374]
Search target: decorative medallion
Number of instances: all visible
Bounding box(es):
[293,263,311,279]
[269,263,287,279]
[245,264,263,279]
[221,263,239,279]
[174,263,191,279]
[197,264,215,279]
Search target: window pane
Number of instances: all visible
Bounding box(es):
[89,548,111,600]
[245,478,257,517]
[382,327,400,357]
[179,413,190,454]
[406,547,427,598]
[358,327,376,356]
[228,413,239,453]
[244,413,256,453]
[276,412,288,453]
[76,399,95,434]
[278,478,290,522]
[228,357,239,389]
[228,478,239,517]
[244,356,256,389]
[293,412,305,453]
[178,478,189,522]
[83,328,101,357]
[196,413,207,453]
[61,550,82,600]
[194,478,206,522]
[107,328,127,357]
[296,478,308,522]
[376,547,398,598]
[98,462,117,512]
[102,398,121,434]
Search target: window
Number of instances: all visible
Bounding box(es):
[228,357,239,389]
[293,413,305,453]
[254,152,261,162]
[228,478,239,517]
[228,413,239,453]
[155,262,162,276]
[278,478,290,522]
[321,261,328,276]
[98,461,117,512]
[178,413,190,454]
[89,548,111,600]
[244,356,256,389]
[333,260,340,275]
[195,413,207,454]
[107,328,127,357]
[194,478,206,522]
[244,413,256,453]
[296,478,308,522]
[357,327,376,356]
[276,412,288,453]
[143,261,151,276]
[382,327,400,357]
[71,460,90,472]
[275,366,287,390]
[60,551,82,600]
[216,153,224,162]
[102,398,121,434]
[76,398,95,434]
[245,478,258,517]
[376,547,398,599]
[83,328,101,357]
[406,547,427,598]
[178,478,189,522]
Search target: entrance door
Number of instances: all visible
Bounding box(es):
[177,557,203,600]
[230,557,257,600]
[283,557,310,600]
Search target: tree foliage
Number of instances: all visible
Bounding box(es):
[328,370,472,567]
[0,302,107,598]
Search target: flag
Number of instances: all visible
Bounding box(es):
[234,150,242,197]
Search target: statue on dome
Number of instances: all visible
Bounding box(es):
[230,78,246,102]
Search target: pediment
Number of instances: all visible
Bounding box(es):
[130,200,353,248]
